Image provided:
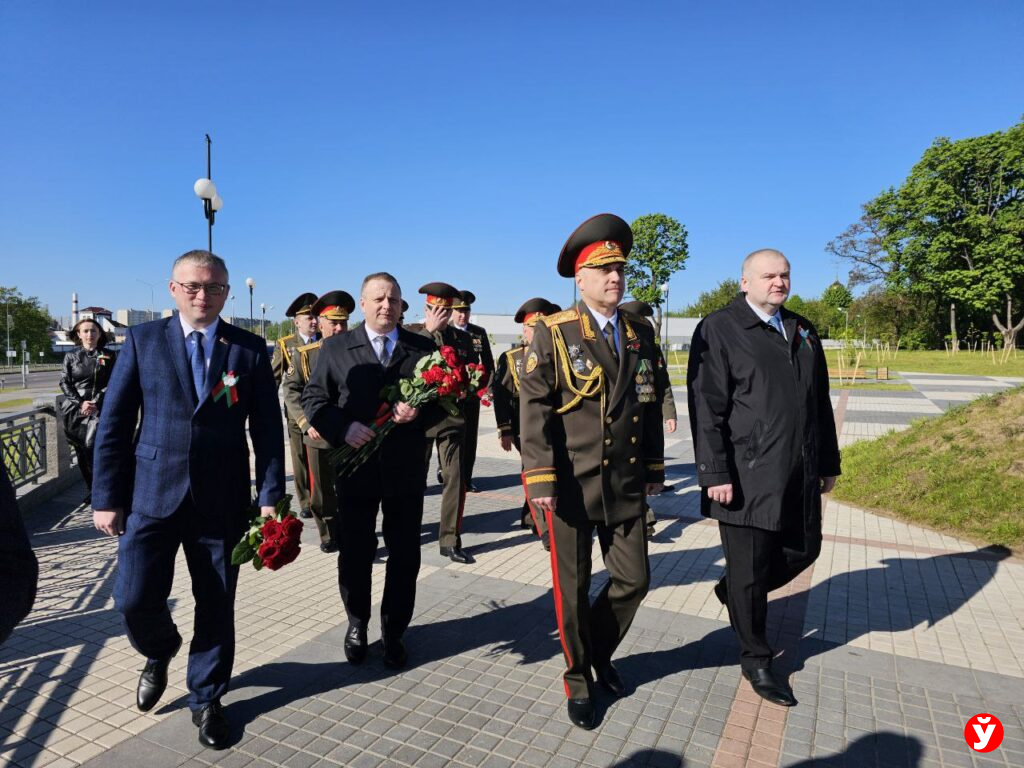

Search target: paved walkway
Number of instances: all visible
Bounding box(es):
[1,373,1021,767]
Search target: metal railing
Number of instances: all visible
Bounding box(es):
[1,407,49,488]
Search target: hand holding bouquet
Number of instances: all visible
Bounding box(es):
[231,495,303,571]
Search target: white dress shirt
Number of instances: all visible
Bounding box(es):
[745,297,787,340]
[179,314,219,371]
[585,304,620,354]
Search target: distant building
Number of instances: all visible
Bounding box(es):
[116,308,162,326]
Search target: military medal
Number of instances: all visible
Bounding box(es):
[525,352,538,374]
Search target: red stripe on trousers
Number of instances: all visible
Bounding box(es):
[305,445,315,499]
[545,509,573,698]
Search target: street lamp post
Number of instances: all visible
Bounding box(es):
[660,281,670,350]
[246,278,255,331]
[136,278,155,322]
[260,303,266,339]
[193,134,224,253]
[230,294,236,325]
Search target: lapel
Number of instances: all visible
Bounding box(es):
[353,325,385,369]
[576,301,619,387]
[164,316,197,405]
[782,310,800,357]
[200,320,232,406]
[388,328,411,371]
[606,314,640,414]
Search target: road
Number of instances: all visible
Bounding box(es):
[0,369,62,416]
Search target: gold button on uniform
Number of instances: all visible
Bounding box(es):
[629,457,636,464]
[604,438,612,446]
[632,416,639,423]
[630,436,637,444]
[602,459,609,466]
[606,417,613,424]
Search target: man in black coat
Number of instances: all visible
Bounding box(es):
[687,248,840,707]
[302,272,436,669]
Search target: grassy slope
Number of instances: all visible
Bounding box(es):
[832,386,1024,549]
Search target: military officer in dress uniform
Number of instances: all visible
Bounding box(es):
[520,214,665,730]
[450,290,493,492]
[619,300,679,535]
[282,290,355,552]
[493,298,559,546]
[407,282,478,564]
[272,293,319,519]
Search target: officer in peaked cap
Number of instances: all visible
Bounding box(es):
[450,289,494,493]
[282,290,355,552]
[408,282,478,564]
[273,292,320,519]
[519,214,665,729]
[619,300,680,531]
[492,298,559,548]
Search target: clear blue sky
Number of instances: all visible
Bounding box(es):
[2,1,1022,324]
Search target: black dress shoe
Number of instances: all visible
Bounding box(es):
[660,483,675,493]
[566,698,596,729]
[541,532,550,552]
[743,668,797,707]
[439,546,474,564]
[436,469,444,485]
[713,578,728,605]
[299,507,313,519]
[382,635,408,669]
[344,625,368,664]
[192,701,230,750]
[320,540,338,553]
[136,637,181,712]
[465,481,480,493]
[594,662,627,698]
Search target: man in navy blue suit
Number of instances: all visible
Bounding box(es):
[92,250,284,750]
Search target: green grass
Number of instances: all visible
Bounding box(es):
[832,385,1024,551]
[0,398,33,409]
[830,348,1024,377]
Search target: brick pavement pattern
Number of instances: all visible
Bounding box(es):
[1,373,1022,767]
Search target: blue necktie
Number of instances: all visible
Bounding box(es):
[189,330,206,401]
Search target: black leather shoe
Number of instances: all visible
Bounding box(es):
[344,625,368,664]
[192,701,230,750]
[382,635,408,669]
[440,546,474,564]
[436,469,444,485]
[645,523,655,540]
[299,508,313,519]
[714,578,728,605]
[466,481,480,493]
[136,637,181,712]
[320,540,338,553]
[594,662,627,698]
[743,668,797,707]
[660,483,675,493]
[541,532,550,552]
[566,698,596,729]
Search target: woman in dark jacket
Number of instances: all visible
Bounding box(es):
[59,318,116,503]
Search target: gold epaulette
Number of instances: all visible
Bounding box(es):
[541,308,579,327]
[296,340,322,380]
[276,334,295,357]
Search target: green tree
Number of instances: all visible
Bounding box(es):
[625,213,689,340]
[678,278,739,318]
[820,281,853,312]
[0,287,54,365]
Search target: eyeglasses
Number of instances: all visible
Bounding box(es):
[174,281,228,296]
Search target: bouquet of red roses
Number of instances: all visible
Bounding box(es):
[230,495,304,571]
[327,345,489,477]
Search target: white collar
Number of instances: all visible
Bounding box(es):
[584,303,618,331]
[178,314,219,339]
[744,296,782,326]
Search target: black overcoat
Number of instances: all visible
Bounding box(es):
[686,295,841,530]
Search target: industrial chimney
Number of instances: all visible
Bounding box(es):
[72,293,79,327]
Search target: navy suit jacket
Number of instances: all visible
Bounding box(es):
[92,315,285,519]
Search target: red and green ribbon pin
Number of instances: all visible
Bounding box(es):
[212,371,240,407]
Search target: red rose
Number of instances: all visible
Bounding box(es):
[421,366,446,386]
[440,346,460,368]
[281,516,304,537]
[257,540,282,568]
[260,518,282,540]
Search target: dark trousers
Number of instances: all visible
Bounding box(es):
[462,397,481,482]
[512,437,547,537]
[69,440,94,492]
[425,428,466,549]
[546,511,649,699]
[718,485,822,671]
[336,491,424,638]
[114,498,245,711]
[287,418,311,510]
[306,444,337,545]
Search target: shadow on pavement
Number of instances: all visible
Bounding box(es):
[782,731,924,767]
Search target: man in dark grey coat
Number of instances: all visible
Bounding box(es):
[0,462,37,645]
[687,248,840,707]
